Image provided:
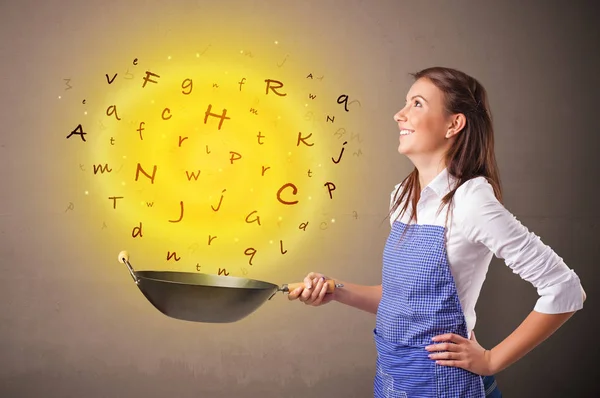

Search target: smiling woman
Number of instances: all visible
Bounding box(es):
[394,76,480,169]
[288,66,586,398]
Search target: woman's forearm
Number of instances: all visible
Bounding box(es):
[332,282,382,314]
[490,288,586,373]
[489,310,576,373]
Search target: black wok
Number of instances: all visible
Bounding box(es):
[117,250,342,323]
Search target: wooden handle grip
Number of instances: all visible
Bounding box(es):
[285,279,337,293]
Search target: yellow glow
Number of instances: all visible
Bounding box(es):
[70,45,358,277]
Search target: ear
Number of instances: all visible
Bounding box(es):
[445,113,466,139]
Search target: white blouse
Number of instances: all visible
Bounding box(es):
[389,168,585,334]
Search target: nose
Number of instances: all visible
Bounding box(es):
[393,109,406,123]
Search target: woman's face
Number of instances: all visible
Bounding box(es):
[393,78,456,160]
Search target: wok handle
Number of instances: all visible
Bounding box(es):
[282,279,340,293]
[118,250,139,284]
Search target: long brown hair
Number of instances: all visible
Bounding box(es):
[388,67,503,230]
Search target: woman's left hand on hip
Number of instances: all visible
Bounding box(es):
[425,330,495,376]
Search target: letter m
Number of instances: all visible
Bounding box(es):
[93,164,112,174]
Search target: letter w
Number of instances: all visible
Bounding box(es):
[185,170,201,181]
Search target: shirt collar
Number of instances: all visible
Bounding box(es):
[423,167,457,198]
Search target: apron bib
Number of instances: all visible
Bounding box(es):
[374,221,486,397]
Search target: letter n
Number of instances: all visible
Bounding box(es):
[135,163,157,184]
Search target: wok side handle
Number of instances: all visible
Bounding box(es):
[118,250,140,284]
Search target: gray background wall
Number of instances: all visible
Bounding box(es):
[1,0,597,397]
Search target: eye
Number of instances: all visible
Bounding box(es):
[413,100,422,107]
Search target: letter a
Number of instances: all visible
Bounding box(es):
[66,124,87,142]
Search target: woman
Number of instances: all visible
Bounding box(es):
[288,67,587,397]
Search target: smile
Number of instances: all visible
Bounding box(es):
[400,129,414,136]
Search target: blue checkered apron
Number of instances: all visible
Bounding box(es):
[374,221,486,397]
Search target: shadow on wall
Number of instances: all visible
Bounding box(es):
[0,345,375,398]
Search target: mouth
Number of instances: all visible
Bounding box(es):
[399,129,414,136]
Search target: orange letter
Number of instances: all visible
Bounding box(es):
[265,79,287,96]
[277,183,299,205]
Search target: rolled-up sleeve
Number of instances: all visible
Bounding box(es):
[454,178,585,314]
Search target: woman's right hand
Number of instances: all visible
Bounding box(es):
[287,272,335,306]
